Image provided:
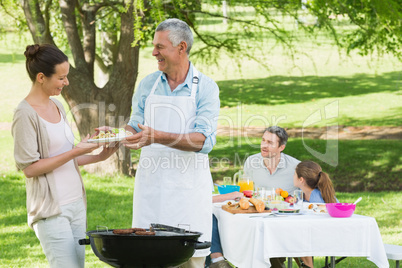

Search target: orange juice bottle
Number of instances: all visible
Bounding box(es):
[246,180,254,191]
[238,179,254,193]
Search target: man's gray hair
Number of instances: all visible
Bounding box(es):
[264,126,288,147]
[156,18,193,55]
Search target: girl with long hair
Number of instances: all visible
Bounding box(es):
[293,160,338,267]
[294,160,337,203]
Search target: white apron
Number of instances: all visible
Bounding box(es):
[132,67,212,257]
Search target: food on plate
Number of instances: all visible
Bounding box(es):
[275,195,284,201]
[135,231,156,236]
[278,208,300,214]
[307,203,327,213]
[239,198,250,210]
[249,198,265,212]
[275,188,283,195]
[284,195,295,204]
[92,128,133,140]
[280,190,289,198]
[243,190,253,198]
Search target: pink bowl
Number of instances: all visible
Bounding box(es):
[326,203,356,218]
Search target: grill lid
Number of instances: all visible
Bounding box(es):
[86,223,202,237]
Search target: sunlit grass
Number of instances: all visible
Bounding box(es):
[1,170,400,267]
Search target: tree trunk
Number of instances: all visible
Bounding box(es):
[23,0,139,176]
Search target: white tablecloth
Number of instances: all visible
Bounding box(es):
[213,205,389,268]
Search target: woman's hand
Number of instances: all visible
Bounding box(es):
[97,142,120,161]
[212,191,244,203]
[73,134,101,155]
[75,137,121,166]
[225,191,244,201]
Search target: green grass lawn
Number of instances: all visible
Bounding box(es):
[210,137,402,192]
[1,170,401,267]
[1,136,401,267]
[1,6,401,268]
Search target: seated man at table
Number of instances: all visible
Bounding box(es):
[208,126,300,268]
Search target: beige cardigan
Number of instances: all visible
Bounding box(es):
[12,98,86,229]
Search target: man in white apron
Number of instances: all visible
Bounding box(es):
[124,18,220,268]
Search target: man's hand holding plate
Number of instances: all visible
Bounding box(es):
[123,124,156,150]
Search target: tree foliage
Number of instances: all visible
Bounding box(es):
[0,0,400,174]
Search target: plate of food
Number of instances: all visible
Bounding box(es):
[277,208,302,215]
[305,203,327,214]
[87,128,134,143]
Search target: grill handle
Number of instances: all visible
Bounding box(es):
[78,238,90,245]
[194,241,211,250]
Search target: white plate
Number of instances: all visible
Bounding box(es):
[87,135,131,143]
[277,209,302,215]
[277,211,303,215]
[304,203,328,214]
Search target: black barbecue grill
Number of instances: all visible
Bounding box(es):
[79,224,211,268]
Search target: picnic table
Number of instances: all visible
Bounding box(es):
[213,204,389,268]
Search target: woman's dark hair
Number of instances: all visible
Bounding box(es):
[296,160,337,203]
[24,44,68,82]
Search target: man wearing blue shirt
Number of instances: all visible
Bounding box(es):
[123,18,220,268]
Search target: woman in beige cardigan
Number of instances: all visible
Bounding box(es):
[12,44,118,268]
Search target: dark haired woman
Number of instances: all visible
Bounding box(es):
[12,44,118,267]
[293,160,338,267]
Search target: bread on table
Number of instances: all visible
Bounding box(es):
[239,197,250,210]
[250,198,265,212]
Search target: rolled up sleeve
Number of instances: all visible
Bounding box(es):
[128,76,155,133]
[194,76,220,154]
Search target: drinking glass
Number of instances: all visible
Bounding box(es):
[255,187,266,200]
[265,190,272,202]
[294,190,304,209]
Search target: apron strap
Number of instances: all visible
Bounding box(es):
[150,66,199,97]
[149,73,162,95]
[191,66,199,98]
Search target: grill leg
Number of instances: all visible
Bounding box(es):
[396,260,399,268]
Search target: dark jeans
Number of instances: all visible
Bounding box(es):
[205,215,222,267]
[211,215,222,254]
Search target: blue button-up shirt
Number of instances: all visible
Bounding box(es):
[128,63,220,154]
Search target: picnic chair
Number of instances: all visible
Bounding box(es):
[384,244,402,268]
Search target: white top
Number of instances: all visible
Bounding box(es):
[40,112,82,206]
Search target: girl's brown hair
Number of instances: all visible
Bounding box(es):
[24,44,68,82]
[296,160,337,203]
